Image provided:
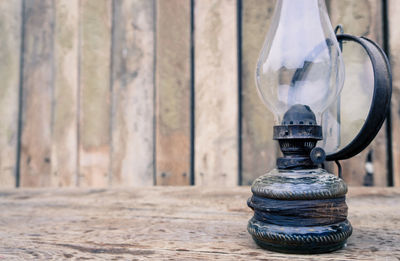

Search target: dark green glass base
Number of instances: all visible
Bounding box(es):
[248,217,352,254]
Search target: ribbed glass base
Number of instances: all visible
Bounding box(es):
[248,217,352,254]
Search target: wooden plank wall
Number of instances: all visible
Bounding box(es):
[241,0,278,185]
[194,0,238,186]
[155,0,191,186]
[79,0,112,187]
[389,0,400,186]
[328,0,388,187]
[19,0,54,187]
[0,0,397,188]
[0,1,21,187]
[111,0,155,186]
[52,0,79,187]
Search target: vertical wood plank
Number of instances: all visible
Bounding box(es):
[111,0,155,186]
[329,0,387,186]
[79,0,111,187]
[20,0,54,187]
[0,1,21,187]
[194,0,238,186]
[52,0,79,187]
[155,0,191,185]
[241,0,278,185]
[389,0,400,186]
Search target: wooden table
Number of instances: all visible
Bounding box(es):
[0,187,399,260]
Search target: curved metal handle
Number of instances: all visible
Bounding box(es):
[325,34,392,161]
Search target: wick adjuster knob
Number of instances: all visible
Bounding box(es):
[310,147,326,165]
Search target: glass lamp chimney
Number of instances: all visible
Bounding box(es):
[255,0,345,124]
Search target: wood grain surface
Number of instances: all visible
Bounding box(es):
[111,0,155,187]
[155,0,191,186]
[0,1,21,188]
[19,0,54,187]
[194,0,239,186]
[52,0,79,187]
[79,0,112,187]
[241,0,278,186]
[328,0,388,186]
[0,187,399,260]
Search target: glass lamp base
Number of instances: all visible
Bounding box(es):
[247,168,352,254]
[248,218,351,254]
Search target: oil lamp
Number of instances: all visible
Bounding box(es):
[247,0,392,254]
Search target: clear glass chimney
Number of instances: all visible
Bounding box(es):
[255,0,345,125]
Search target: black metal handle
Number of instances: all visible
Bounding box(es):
[325,34,392,161]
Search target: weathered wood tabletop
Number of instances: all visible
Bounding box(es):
[0,187,399,260]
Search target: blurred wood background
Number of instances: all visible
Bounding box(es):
[0,0,398,188]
